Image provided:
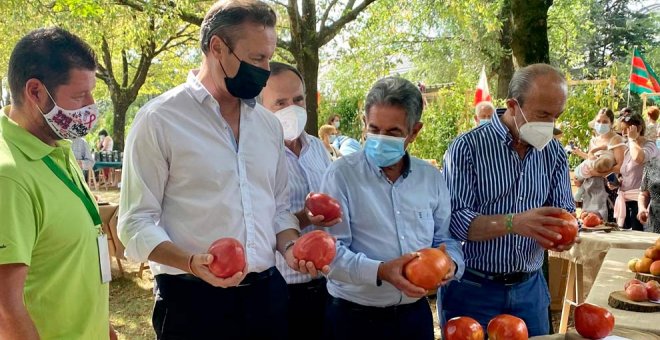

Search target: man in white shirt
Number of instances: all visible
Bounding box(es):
[260,61,338,339]
[118,1,320,339]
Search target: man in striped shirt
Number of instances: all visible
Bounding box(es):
[260,61,338,339]
[440,64,577,337]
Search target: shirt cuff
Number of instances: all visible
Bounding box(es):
[449,209,479,241]
[123,227,171,263]
[359,257,382,287]
[275,212,300,234]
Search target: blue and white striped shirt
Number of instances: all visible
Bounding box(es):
[443,114,575,274]
[275,133,332,284]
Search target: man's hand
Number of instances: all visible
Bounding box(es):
[189,254,248,288]
[285,246,330,278]
[638,209,649,224]
[438,260,456,286]
[306,209,342,228]
[510,207,572,248]
[377,253,427,298]
[548,236,581,252]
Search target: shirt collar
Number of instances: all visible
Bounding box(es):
[364,150,412,179]
[0,106,69,161]
[491,112,514,144]
[186,70,256,108]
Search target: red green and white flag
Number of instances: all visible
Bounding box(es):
[474,66,492,106]
[630,48,660,95]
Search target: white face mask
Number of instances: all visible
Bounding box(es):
[594,122,611,135]
[514,101,555,151]
[333,120,340,129]
[273,105,307,141]
[37,89,99,140]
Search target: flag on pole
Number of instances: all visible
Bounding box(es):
[630,48,660,95]
[474,66,492,106]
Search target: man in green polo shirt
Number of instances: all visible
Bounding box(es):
[0,27,115,339]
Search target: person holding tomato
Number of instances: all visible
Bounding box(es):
[259,61,340,339]
[118,2,325,339]
[440,64,579,337]
[320,76,465,340]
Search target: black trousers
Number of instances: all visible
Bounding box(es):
[623,200,644,231]
[288,278,328,340]
[323,297,433,340]
[153,268,288,340]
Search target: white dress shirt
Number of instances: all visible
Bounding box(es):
[275,133,331,284]
[118,70,299,276]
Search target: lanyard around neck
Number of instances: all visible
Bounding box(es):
[42,156,102,226]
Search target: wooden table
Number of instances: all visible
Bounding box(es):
[584,248,660,335]
[549,230,658,333]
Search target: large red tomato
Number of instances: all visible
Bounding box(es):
[444,316,484,340]
[487,314,528,340]
[403,245,452,290]
[582,213,602,228]
[292,230,336,269]
[305,193,341,222]
[574,303,615,339]
[547,211,579,246]
[207,238,246,278]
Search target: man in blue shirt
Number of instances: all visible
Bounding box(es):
[332,135,362,155]
[440,64,577,337]
[321,76,464,340]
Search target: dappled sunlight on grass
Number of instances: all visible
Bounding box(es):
[109,259,154,340]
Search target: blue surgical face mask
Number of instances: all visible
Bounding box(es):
[594,122,611,135]
[656,139,660,148]
[329,134,337,143]
[364,133,406,167]
[479,119,491,126]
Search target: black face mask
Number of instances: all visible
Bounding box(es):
[218,49,270,99]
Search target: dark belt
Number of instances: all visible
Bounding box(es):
[176,266,277,287]
[330,296,426,314]
[464,268,536,286]
[289,277,327,292]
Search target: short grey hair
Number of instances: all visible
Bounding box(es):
[200,0,276,54]
[364,76,423,132]
[507,63,566,107]
[475,101,495,117]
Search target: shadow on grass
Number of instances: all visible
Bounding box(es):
[109,261,155,340]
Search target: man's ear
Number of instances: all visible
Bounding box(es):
[408,121,423,143]
[25,78,46,110]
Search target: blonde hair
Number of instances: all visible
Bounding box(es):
[318,125,336,140]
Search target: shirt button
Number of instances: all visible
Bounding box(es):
[401,236,405,240]
[396,211,401,215]
[519,197,523,201]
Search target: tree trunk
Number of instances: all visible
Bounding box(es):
[496,0,514,99]
[111,100,129,152]
[299,52,320,137]
[510,0,552,67]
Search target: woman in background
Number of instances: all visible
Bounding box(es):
[318,124,341,160]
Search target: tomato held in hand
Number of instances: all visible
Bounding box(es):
[547,211,579,246]
[305,193,341,222]
[403,245,452,290]
[444,316,484,340]
[292,230,336,269]
[574,303,615,339]
[487,314,528,340]
[207,238,246,278]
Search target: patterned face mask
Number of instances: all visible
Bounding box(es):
[38,88,99,139]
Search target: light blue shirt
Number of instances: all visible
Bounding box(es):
[332,135,362,155]
[321,151,464,307]
[276,133,332,284]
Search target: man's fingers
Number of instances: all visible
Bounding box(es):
[399,252,420,265]
[536,206,566,215]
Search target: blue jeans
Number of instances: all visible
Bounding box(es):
[438,269,550,337]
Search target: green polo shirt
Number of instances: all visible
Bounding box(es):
[0,109,109,339]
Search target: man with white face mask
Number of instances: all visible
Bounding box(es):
[260,61,338,339]
[0,28,116,339]
[441,63,577,337]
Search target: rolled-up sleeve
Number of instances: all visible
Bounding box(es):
[443,138,479,242]
[433,175,465,279]
[117,112,171,262]
[322,165,381,286]
[273,126,299,234]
